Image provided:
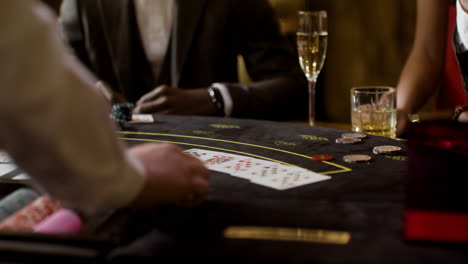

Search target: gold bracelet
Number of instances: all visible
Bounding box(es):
[452,105,468,121]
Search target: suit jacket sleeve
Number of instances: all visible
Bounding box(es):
[0,0,144,216]
[225,0,309,120]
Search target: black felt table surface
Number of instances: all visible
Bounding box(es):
[108,115,467,263]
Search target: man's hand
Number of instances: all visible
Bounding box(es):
[133,85,217,115]
[128,143,210,209]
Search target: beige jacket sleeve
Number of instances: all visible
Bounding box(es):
[0,0,145,216]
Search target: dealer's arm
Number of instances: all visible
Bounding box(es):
[0,0,209,216]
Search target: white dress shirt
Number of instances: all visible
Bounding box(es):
[0,0,145,216]
[135,0,174,77]
[134,0,233,116]
[457,0,468,51]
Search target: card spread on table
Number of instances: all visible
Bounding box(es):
[203,153,242,167]
[251,169,331,190]
[184,148,330,190]
[241,163,299,179]
[185,149,230,162]
[211,157,275,179]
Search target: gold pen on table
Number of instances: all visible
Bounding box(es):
[224,226,351,245]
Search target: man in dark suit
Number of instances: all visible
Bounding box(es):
[59,0,308,121]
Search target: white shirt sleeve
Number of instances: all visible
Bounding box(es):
[0,1,145,216]
[457,0,468,51]
[211,83,234,117]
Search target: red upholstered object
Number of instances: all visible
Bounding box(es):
[405,121,468,243]
[404,211,468,242]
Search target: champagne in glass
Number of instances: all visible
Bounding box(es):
[297,11,328,126]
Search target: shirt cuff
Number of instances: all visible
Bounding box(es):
[457,0,468,52]
[211,83,233,117]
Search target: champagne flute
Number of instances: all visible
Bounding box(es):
[297,11,328,126]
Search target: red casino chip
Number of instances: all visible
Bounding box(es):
[311,154,334,161]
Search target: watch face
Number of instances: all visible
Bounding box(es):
[208,87,224,116]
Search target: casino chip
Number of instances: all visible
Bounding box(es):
[343,154,372,163]
[311,154,334,161]
[373,145,402,155]
[111,103,134,123]
[336,138,361,144]
[341,133,367,139]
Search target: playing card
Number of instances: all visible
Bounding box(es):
[240,163,300,180]
[251,169,330,190]
[203,153,243,169]
[131,114,154,123]
[210,157,275,179]
[184,149,219,161]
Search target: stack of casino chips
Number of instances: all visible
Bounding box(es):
[0,195,62,231]
[0,188,40,221]
[0,188,83,234]
[111,103,134,123]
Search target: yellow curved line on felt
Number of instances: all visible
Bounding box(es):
[121,137,298,167]
[119,131,311,157]
[120,137,351,175]
[118,131,352,174]
[321,161,352,173]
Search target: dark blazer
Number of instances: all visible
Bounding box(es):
[60,0,308,120]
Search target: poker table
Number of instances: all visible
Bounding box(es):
[1,115,467,263]
[105,115,467,263]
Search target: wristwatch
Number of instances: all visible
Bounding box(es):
[453,105,468,121]
[208,85,225,116]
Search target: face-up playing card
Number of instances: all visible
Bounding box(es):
[184,149,243,170]
[184,149,219,161]
[203,153,243,168]
[239,163,300,180]
[251,169,331,190]
[209,158,276,179]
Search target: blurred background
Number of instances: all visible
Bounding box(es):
[41,0,417,124]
